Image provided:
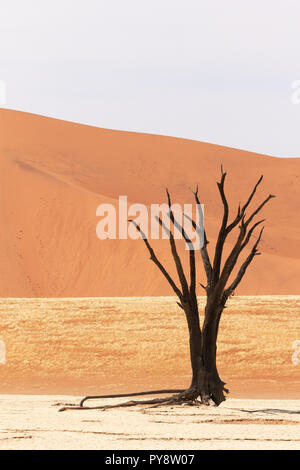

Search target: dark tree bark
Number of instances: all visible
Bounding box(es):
[129,168,275,406]
[61,168,275,412]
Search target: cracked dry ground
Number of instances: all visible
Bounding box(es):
[0,396,299,450]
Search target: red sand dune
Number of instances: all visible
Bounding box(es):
[0,109,299,297]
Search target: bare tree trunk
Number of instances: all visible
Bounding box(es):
[182,302,203,397]
[181,298,227,406]
[201,302,227,406]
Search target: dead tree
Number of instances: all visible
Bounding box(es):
[60,168,274,412]
[128,168,274,406]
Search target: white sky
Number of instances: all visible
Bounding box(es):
[1,0,300,157]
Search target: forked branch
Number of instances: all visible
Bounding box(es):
[165,188,196,297]
[225,226,265,295]
[129,220,183,299]
[192,186,213,287]
[215,169,275,292]
[155,215,189,297]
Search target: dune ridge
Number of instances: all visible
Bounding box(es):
[0,109,299,297]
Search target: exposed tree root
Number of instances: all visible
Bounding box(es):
[79,389,185,408]
[58,389,209,412]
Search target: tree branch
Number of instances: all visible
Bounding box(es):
[165,189,196,298]
[129,220,183,299]
[244,194,275,227]
[212,166,229,284]
[225,175,264,234]
[240,219,265,251]
[155,215,189,297]
[192,186,213,288]
[225,227,264,295]
[214,174,274,293]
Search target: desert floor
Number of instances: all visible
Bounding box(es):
[0,295,299,449]
[0,395,299,450]
[0,296,299,396]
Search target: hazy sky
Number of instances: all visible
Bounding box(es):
[1,0,300,157]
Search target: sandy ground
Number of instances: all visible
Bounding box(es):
[0,395,299,450]
[0,295,298,449]
[0,296,299,397]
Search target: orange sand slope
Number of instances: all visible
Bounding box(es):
[0,108,299,296]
